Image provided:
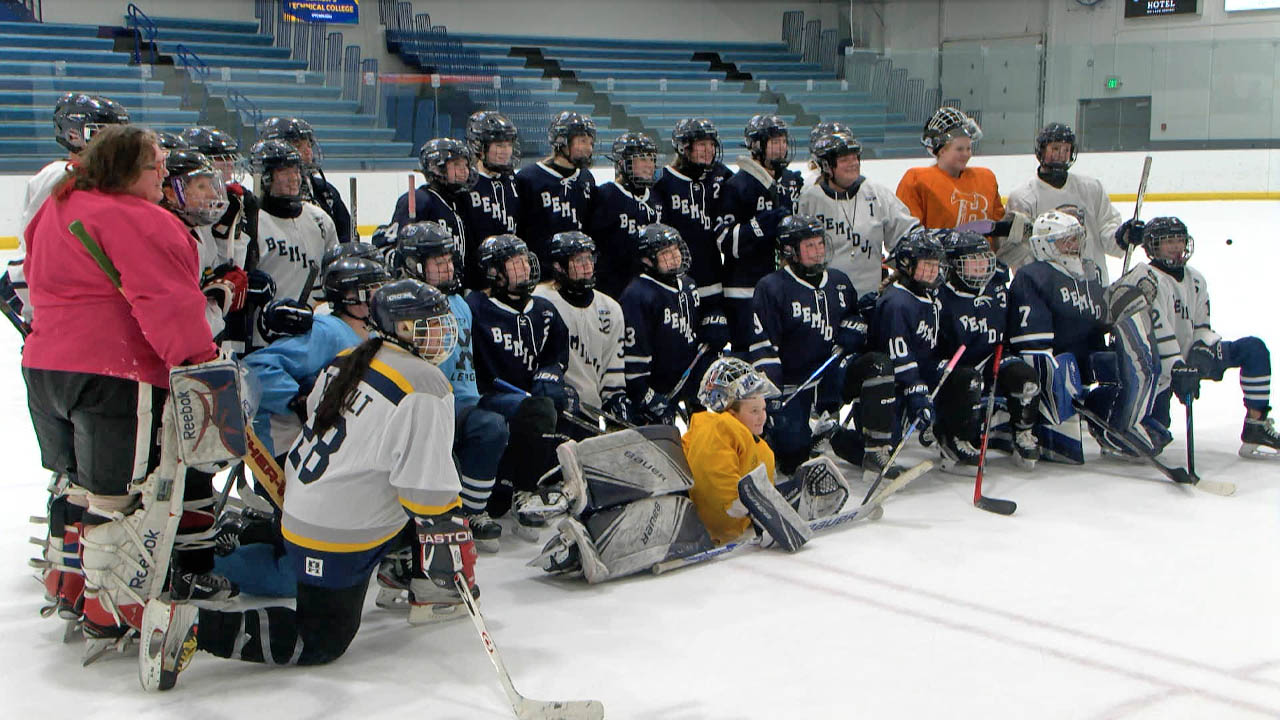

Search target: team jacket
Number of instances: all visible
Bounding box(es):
[874,282,942,395]
[465,290,570,394]
[532,285,627,407]
[514,161,596,264]
[682,410,776,546]
[797,178,919,296]
[937,265,1012,369]
[716,156,804,301]
[895,164,1004,229]
[619,272,702,400]
[1004,172,1123,281]
[1007,260,1106,364]
[750,266,867,389]
[585,180,660,300]
[439,292,480,409]
[254,203,339,306]
[457,169,520,289]
[652,165,725,301]
[282,344,461,553]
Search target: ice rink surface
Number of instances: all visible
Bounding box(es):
[0,200,1277,719]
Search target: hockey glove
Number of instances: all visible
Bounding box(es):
[257,298,314,345]
[601,391,636,425]
[531,366,573,414]
[1188,341,1226,381]
[415,512,478,599]
[697,309,730,351]
[245,269,277,307]
[904,391,934,432]
[637,387,674,425]
[1170,361,1201,405]
[1115,219,1146,250]
[752,208,789,241]
[202,264,248,314]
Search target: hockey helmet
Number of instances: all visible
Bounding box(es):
[368,279,458,365]
[698,356,780,413]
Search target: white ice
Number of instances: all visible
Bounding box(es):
[1,200,1277,720]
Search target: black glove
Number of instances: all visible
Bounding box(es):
[697,310,729,350]
[753,208,789,240]
[257,298,314,344]
[1115,219,1146,250]
[904,392,934,432]
[637,387,674,425]
[414,512,478,600]
[245,269,277,307]
[601,392,635,425]
[856,291,879,316]
[1170,361,1201,405]
[1188,341,1225,381]
[531,366,572,414]
[764,398,790,437]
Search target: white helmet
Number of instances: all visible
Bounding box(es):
[1031,210,1087,278]
[697,357,780,413]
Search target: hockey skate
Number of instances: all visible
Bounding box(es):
[139,598,198,691]
[169,569,240,605]
[938,435,981,475]
[465,512,502,554]
[861,444,904,484]
[406,578,477,626]
[82,620,137,666]
[511,489,569,543]
[1240,415,1280,460]
[374,549,413,611]
[1012,427,1040,470]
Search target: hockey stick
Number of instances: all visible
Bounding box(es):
[652,459,933,575]
[861,344,966,505]
[780,349,843,408]
[1071,400,1234,496]
[664,342,711,405]
[1120,155,1153,276]
[973,344,1016,516]
[407,173,417,218]
[348,177,358,241]
[1184,393,1197,480]
[577,400,637,430]
[494,379,608,436]
[453,572,605,720]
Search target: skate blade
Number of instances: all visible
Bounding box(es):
[474,537,500,554]
[83,632,135,666]
[374,587,409,611]
[511,522,544,543]
[1239,443,1280,461]
[407,601,466,626]
[1012,453,1038,471]
[62,617,83,644]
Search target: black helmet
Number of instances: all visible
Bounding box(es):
[322,256,390,316]
[811,131,862,178]
[548,111,596,169]
[478,234,540,302]
[418,137,477,195]
[249,139,303,205]
[892,229,947,294]
[260,116,321,166]
[156,130,189,152]
[53,93,129,152]
[808,120,852,151]
[162,149,229,226]
[548,231,597,298]
[397,221,462,294]
[1034,122,1078,185]
[744,114,793,172]
[635,223,689,285]
[181,126,244,182]
[671,117,721,176]
[368,279,458,364]
[466,110,521,176]
[1142,216,1193,272]
[322,241,380,271]
[776,214,830,283]
[921,107,982,155]
[609,132,659,192]
[940,229,997,291]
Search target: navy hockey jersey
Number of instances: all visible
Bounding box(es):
[716,157,804,299]
[937,265,1011,368]
[1007,260,1106,364]
[307,172,352,244]
[465,290,570,394]
[652,166,724,301]
[586,180,660,300]
[874,283,942,394]
[750,267,867,388]
[514,161,596,264]
[457,169,520,289]
[391,184,469,282]
[619,273,701,399]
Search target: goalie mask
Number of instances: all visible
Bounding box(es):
[922,107,982,155]
[162,149,230,226]
[1030,210,1087,278]
[368,279,458,365]
[776,214,832,284]
[941,229,997,292]
[697,357,780,414]
[53,93,129,153]
[1142,216,1194,273]
[397,221,462,294]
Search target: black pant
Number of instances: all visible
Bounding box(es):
[197,579,369,666]
[23,368,166,497]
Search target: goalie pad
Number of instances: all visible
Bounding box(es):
[737,464,811,552]
[779,457,851,520]
[1104,267,1159,326]
[169,359,254,467]
[530,495,713,583]
[557,425,695,517]
[1026,351,1083,426]
[1086,349,1164,454]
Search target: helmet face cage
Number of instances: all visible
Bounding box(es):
[778,215,832,280]
[411,313,460,366]
[157,131,189,152]
[548,112,597,168]
[610,134,659,190]
[637,225,690,280]
[481,236,541,295]
[697,357,781,413]
[813,131,862,177]
[1035,122,1078,169]
[549,231,597,293]
[165,154,230,226]
[745,115,793,167]
[943,231,997,290]
[1030,211,1085,264]
[895,231,947,290]
[467,111,522,175]
[673,118,722,171]
[1143,217,1193,270]
[420,139,478,194]
[250,140,304,202]
[261,117,322,167]
[399,223,462,294]
[922,107,983,155]
[368,279,455,362]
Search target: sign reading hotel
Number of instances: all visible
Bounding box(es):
[1125,0,1198,16]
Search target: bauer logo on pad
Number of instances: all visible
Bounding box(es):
[170,360,248,466]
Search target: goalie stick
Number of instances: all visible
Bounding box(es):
[973,344,1016,515]
[453,573,605,720]
[1120,155,1153,276]
[651,459,933,575]
[494,378,610,436]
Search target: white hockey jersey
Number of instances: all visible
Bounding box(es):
[532,284,626,407]
[282,343,461,553]
[1126,261,1220,393]
[797,178,918,297]
[10,160,72,322]
[1005,172,1124,283]
[254,204,338,305]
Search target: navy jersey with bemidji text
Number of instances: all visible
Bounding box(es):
[514,162,595,265]
[619,273,701,400]
[652,166,725,302]
[457,169,520,289]
[586,180,660,300]
[937,264,1011,368]
[1007,260,1106,363]
[465,291,570,394]
[874,282,942,394]
[749,267,867,389]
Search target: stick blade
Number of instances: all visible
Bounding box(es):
[1194,479,1236,497]
[515,698,605,720]
[975,495,1017,515]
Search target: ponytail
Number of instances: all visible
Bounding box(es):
[312,336,384,435]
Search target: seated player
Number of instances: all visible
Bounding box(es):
[1130,217,1278,459]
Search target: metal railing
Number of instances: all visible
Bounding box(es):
[801,20,821,64]
[125,3,157,65]
[782,11,803,54]
[176,43,263,150]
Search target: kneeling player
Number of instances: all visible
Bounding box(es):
[143,280,477,690]
[1131,217,1278,459]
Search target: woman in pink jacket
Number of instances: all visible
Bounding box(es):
[22,124,217,646]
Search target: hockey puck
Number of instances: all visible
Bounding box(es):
[1226,238,1233,245]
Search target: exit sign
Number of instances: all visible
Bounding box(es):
[1125,0,1199,17]
[1106,77,1121,89]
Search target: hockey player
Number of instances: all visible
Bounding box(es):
[514,110,597,264]
[466,234,573,520]
[936,229,1041,468]
[1130,217,1278,459]
[587,132,661,299]
[160,150,240,332]
[261,116,352,242]
[621,224,721,425]
[1007,211,1110,464]
[459,111,521,288]
[1004,123,1130,281]
[248,139,339,309]
[392,138,475,281]
[896,107,1004,230]
[653,118,727,307]
[749,215,897,476]
[798,130,919,296]
[181,126,255,268]
[533,231,631,425]
[803,120,852,186]
[716,114,804,351]
[397,221,508,549]
[145,280,477,689]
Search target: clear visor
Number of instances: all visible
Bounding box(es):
[410,313,459,366]
[170,168,230,225]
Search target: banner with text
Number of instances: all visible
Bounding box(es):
[284,0,359,24]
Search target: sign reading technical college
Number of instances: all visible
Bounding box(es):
[283,0,359,24]
[1124,0,1198,17]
